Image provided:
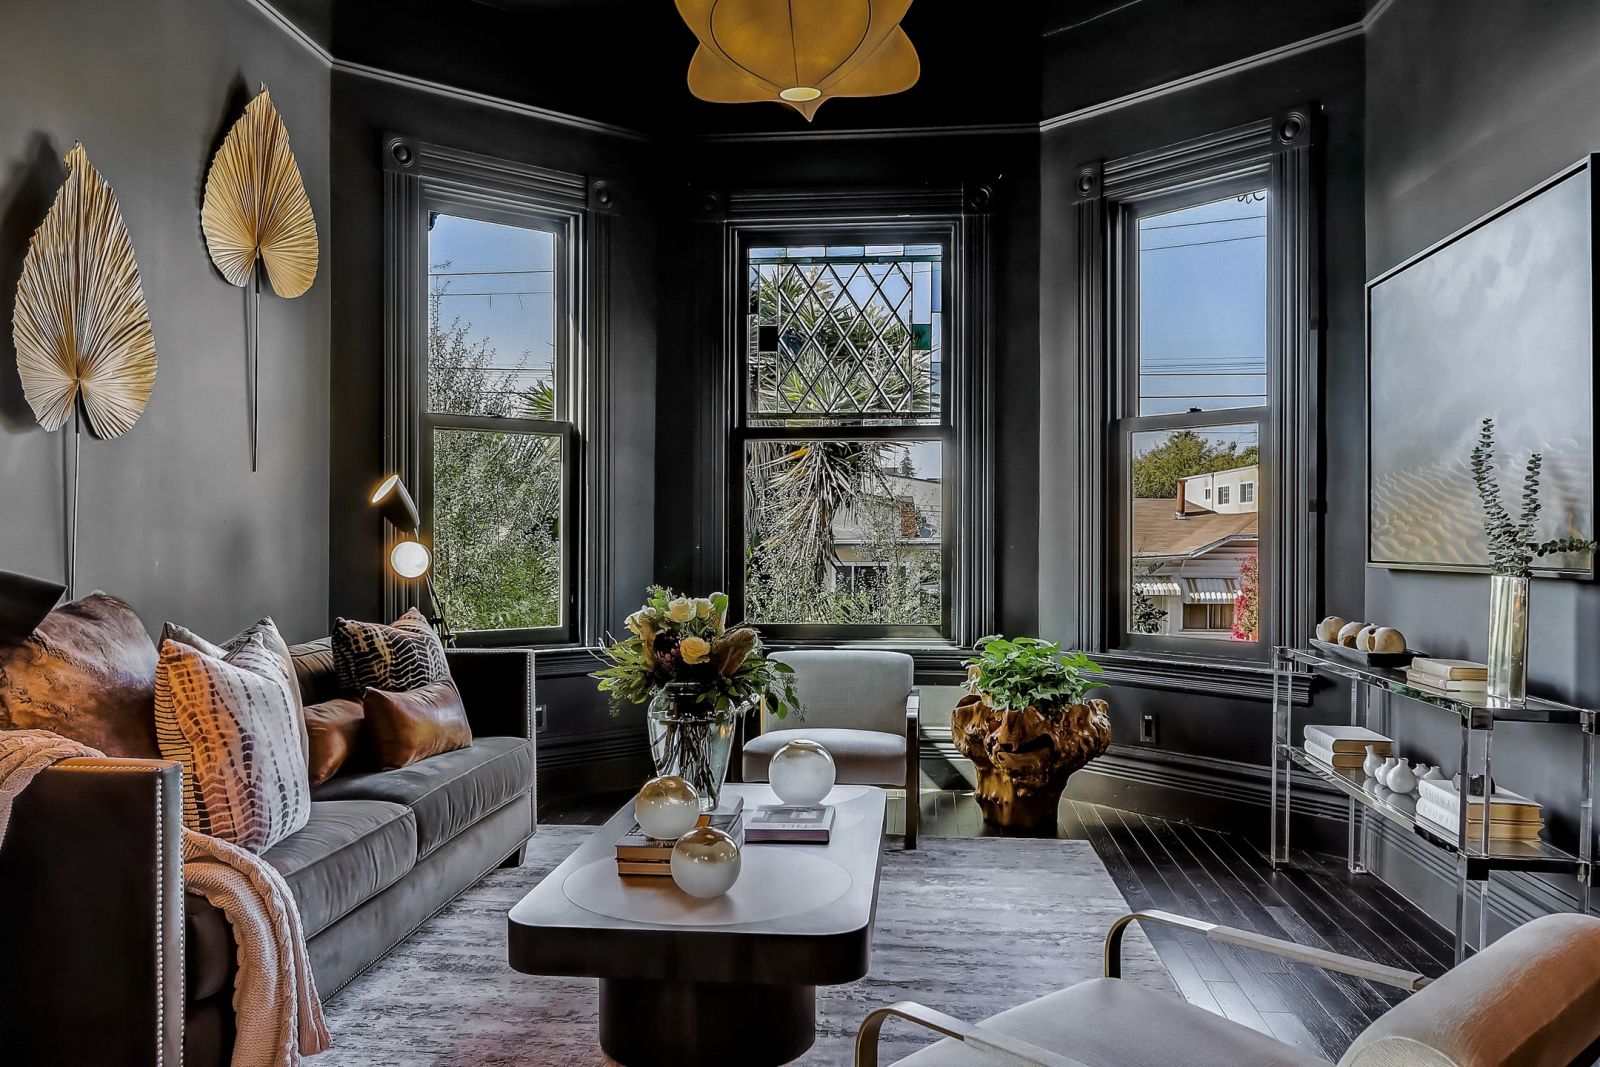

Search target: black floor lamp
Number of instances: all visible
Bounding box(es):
[370,474,454,645]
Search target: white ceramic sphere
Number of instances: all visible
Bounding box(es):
[670,826,742,898]
[634,775,700,840]
[769,739,836,805]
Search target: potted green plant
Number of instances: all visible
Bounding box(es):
[1470,418,1596,700]
[951,636,1109,833]
[593,587,798,809]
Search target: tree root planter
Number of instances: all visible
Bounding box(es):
[951,695,1111,834]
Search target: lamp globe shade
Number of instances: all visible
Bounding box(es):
[389,539,431,580]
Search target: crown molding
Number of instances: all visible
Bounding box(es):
[691,122,1037,145]
[1040,21,1363,132]
[241,0,334,65]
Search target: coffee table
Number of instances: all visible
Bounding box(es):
[507,783,887,1066]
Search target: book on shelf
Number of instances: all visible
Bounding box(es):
[1407,658,1488,682]
[1404,669,1488,694]
[1416,779,1542,821]
[744,804,835,843]
[1303,741,1367,769]
[1415,799,1544,841]
[1302,724,1392,753]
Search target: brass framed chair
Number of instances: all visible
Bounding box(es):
[856,909,1600,1066]
[742,649,920,848]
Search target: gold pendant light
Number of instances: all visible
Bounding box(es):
[676,0,920,121]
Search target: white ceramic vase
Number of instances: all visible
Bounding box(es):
[1379,756,1400,787]
[769,739,837,805]
[670,826,742,898]
[1386,760,1418,795]
[1362,745,1385,780]
[634,775,701,841]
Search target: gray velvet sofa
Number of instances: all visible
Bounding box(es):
[0,640,537,1067]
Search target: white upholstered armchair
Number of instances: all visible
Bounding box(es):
[742,650,920,848]
[855,910,1600,1066]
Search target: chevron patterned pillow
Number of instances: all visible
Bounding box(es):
[333,608,450,695]
[155,633,311,852]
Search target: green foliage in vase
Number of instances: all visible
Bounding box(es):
[964,635,1104,712]
[1470,417,1596,579]
[592,586,800,719]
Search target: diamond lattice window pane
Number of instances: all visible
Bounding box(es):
[747,245,941,421]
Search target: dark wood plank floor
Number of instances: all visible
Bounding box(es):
[539,787,1453,1063]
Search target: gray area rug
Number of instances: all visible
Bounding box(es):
[319,827,1172,1066]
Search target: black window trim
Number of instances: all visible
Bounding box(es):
[382,134,619,649]
[1071,107,1322,702]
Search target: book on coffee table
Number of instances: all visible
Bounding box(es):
[744,805,835,843]
[615,796,745,866]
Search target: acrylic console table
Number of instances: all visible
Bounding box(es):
[1270,645,1596,963]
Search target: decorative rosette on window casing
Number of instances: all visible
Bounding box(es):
[675,0,921,121]
[13,143,157,439]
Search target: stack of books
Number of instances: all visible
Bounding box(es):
[1415,778,1544,841]
[1303,724,1391,769]
[1405,658,1488,696]
[614,795,745,876]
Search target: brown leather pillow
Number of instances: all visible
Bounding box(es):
[0,592,159,757]
[362,680,471,771]
[304,697,364,785]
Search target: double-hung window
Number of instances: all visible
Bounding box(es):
[733,237,950,641]
[1076,108,1320,674]
[422,209,574,642]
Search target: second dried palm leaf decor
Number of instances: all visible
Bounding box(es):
[13,143,158,597]
[201,85,318,471]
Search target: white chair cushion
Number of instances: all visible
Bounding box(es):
[768,650,913,735]
[742,727,905,786]
[891,978,1330,1067]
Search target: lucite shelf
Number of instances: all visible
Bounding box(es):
[1285,748,1580,873]
[1271,645,1597,963]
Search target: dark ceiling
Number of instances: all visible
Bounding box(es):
[269,0,1369,135]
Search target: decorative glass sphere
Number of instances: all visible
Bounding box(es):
[769,739,836,805]
[634,775,700,840]
[670,825,742,898]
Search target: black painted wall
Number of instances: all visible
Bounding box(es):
[0,0,331,642]
[1359,0,1600,928]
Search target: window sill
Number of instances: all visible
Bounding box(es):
[1091,649,1311,705]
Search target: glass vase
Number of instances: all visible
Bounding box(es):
[646,683,741,812]
[1487,574,1529,703]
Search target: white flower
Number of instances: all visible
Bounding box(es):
[679,636,710,665]
[667,598,695,623]
[693,598,714,619]
[625,610,648,635]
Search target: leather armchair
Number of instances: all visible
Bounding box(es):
[856,910,1600,1067]
[743,650,920,848]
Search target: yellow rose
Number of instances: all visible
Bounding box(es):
[693,598,714,619]
[679,636,710,665]
[667,598,695,623]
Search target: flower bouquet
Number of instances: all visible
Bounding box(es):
[594,587,798,809]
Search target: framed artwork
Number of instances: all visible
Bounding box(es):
[1367,156,1597,577]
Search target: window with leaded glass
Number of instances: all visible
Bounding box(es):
[735,241,949,637]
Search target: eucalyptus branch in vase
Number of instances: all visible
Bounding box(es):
[1470,417,1596,577]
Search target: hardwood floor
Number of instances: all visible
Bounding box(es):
[538,787,1453,1063]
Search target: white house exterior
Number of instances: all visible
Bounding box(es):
[831,471,941,598]
[1179,463,1259,515]
[1133,462,1259,639]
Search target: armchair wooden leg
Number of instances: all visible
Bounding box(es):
[905,695,920,849]
[905,786,918,849]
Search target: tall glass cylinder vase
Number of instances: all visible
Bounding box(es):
[646,683,740,811]
[1487,574,1530,703]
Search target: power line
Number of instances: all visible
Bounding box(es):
[1139,233,1267,252]
[1139,214,1266,231]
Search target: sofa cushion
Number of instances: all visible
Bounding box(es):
[288,637,340,706]
[304,696,364,785]
[0,592,159,757]
[332,609,449,695]
[312,737,533,859]
[185,892,235,1003]
[744,727,905,785]
[364,680,472,770]
[262,800,418,937]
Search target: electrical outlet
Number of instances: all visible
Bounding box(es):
[1140,713,1157,744]
[534,704,548,732]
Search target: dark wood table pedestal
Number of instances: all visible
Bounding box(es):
[599,978,816,1067]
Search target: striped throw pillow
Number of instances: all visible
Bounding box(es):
[333,608,449,694]
[155,634,310,852]
[157,617,307,828]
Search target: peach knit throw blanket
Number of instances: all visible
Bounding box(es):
[0,729,330,1065]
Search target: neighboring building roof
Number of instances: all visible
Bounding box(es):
[1132,498,1258,559]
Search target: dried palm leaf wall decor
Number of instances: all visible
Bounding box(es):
[201,85,318,471]
[13,143,159,597]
